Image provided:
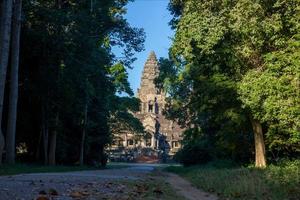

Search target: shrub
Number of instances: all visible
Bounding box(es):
[175,142,211,166]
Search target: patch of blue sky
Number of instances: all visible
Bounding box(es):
[113,0,174,96]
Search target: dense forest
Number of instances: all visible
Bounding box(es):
[158,0,300,168]
[0,0,145,166]
[0,1,299,200]
[0,0,299,169]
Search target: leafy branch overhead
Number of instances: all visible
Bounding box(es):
[109,96,145,136]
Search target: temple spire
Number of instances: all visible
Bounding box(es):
[147,51,157,61]
[137,51,160,96]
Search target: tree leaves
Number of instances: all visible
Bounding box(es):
[17,0,145,164]
[165,0,300,162]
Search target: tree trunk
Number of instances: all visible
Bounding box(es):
[0,1,3,36]
[251,118,267,168]
[35,129,42,161]
[0,0,13,165]
[79,102,88,166]
[6,0,22,164]
[56,0,62,9]
[48,113,58,165]
[0,133,4,165]
[90,0,93,12]
[42,123,49,165]
[48,131,56,165]
[42,104,48,165]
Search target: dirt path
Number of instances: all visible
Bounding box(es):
[0,164,217,200]
[165,172,218,200]
[0,166,152,200]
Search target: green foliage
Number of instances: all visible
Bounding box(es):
[14,0,145,165]
[163,0,300,165]
[109,96,145,137]
[109,63,133,96]
[239,36,300,155]
[175,140,212,166]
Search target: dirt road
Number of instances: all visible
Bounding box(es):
[0,164,217,200]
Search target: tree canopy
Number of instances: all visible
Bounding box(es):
[0,0,145,165]
[159,0,300,167]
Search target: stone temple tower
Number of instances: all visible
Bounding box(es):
[137,51,165,115]
[109,51,184,162]
[135,51,184,156]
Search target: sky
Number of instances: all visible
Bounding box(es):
[117,0,174,94]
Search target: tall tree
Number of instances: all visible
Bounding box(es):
[79,99,88,166]
[6,0,22,164]
[14,0,145,166]
[164,0,300,167]
[48,113,59,165]
[0,0,13,165]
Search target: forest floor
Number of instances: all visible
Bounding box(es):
[0,163,217,200]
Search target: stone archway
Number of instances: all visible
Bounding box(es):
[144,124,156,148]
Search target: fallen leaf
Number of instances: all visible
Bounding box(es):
[70,191,90,199]
[70,191,83,198]
[36,195,49,200]
[49,188,58,196]
[80,191,89,196]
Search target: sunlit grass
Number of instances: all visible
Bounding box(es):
[166,160,300,200]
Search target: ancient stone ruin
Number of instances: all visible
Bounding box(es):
[108,51,184,162]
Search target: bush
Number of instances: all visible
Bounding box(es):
[175,142,211,166]
[205,159,238,169]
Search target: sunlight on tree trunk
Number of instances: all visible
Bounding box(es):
[251,118,267,168]
[0,0,13,165]
[6,0,22,164]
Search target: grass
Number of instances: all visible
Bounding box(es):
[0,164,97,176]
[166,160,300,200]
[0,162,128,176]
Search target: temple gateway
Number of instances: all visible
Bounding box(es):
[108,51,184,162]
